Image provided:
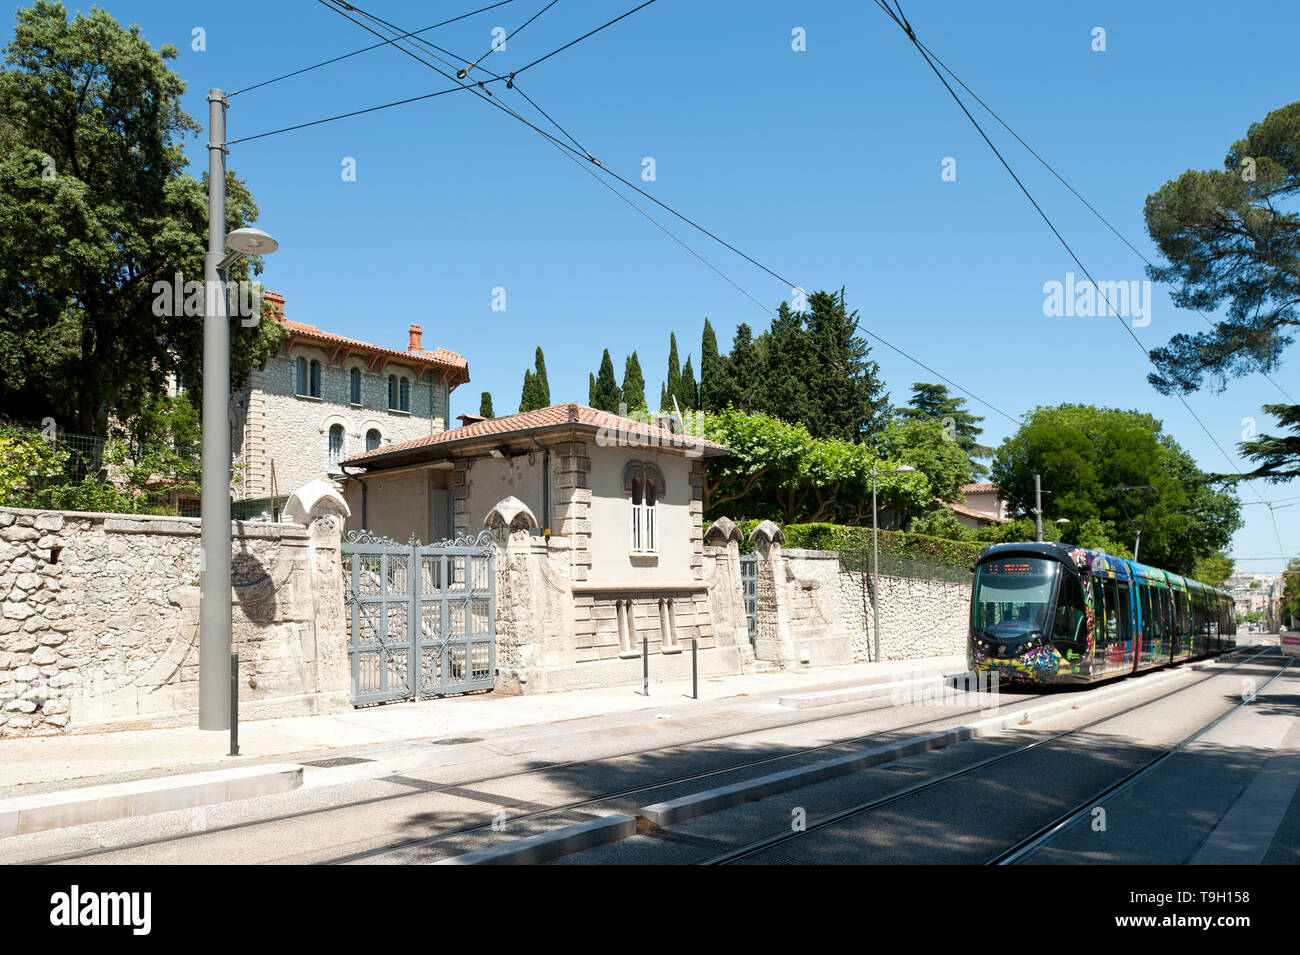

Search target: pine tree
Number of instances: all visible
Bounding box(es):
[591,350,622,412]
[708,323,758,412]
[533,347,550,406]
[700,318,721,411]
[519,369,536,413]
[479,391,494,418]
[899,382,993,476]
[622,351,646,411]
[679,356,699,411]
[666,333,681,409]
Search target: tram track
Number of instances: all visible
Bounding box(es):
[23,672,1043,865]
[693,646,1279,865]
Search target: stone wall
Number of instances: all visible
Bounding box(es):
[0,507,349,737]
[836,568,970,661]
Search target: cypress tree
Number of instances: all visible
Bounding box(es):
[622,351,646,411]
[659,382,668,412]
[700,317,721,411]
[479,391,494,418]
[519,369,536,413]
[666,333,681,409]
[591,350,622,413]
[533,346,550,406]
[679,355,698,411]
[589,372,596,406]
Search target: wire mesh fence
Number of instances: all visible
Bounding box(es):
[838,548,975,584]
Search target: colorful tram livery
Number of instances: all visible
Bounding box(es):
[968,542,1237,685]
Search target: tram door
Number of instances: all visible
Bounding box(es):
[1094,578,1131,675]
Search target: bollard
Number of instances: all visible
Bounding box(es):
[643,634,649,697]
[229,646,239,757]
[692,636,698,700]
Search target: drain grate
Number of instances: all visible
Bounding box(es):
[430,736,483,745]
[302,756,374,768]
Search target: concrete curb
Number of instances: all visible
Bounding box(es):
[640,668,1185,827]
[433,814,637,865]
[778,675,949,709]
[0,764,303,838]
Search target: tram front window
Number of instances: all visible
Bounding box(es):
[973,557,1059,638]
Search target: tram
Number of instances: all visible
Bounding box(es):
[968,542,1237,685]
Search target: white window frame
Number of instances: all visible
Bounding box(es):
[625,462,663,556]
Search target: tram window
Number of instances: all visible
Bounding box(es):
[1050,577,1088,648]
[1175,590,1190,638]
[1117,584,1132,643]
[1138,584,1154,644]
[1101,580,1122,643]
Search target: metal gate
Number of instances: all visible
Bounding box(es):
[341,530,496,705]
[740,554,757,648]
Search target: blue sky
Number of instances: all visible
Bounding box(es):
[17,0,1299,572]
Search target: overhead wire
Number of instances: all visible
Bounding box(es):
[312,0,1022,425]
[875,0,1278,518]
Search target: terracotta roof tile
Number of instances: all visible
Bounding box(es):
[344,403,728,466]
[960,482,1000,494]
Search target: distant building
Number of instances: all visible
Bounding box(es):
[1224,572,1284,631]
[944,482,1010,530]
[229,291,470,517]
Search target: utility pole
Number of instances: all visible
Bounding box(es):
[1033,473,1043,543]
[199,88,231,731]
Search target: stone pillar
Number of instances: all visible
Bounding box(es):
[552,439,591,582]
[689,460,705,580]
[750,519,796,667]
[703,517,754,669]
[484,496,542,694]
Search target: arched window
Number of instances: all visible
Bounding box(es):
[328,424,345,470]
[366,428,381,452]
[388,375,398,410]
[349,368,362,405]
[309,360,322,398]
[399,377,410,412]
[624,461,664,555]
[295,357,308,396]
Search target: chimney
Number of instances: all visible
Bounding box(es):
[264,291,286,322]
[408,324,423,352]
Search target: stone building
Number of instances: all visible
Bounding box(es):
[229,291,470,517]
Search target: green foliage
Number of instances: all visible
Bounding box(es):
[875,417,974,504]
[519,369,536,413]
[665,333,681,411]
[700,318,721,412]
[724,518,984,577]
[479,392,494,418]
[518,348,550,412]
[678,355,698,412]
[1286,558,1300,622]
[0,425,67,500]
[990,403,1242,575]
[898,382,993,477]
[908,507,972,542]
[590,349,622,413]
[0,2,280,432]
[1240,403,1300,483]
[701,408,930,526]
[621,352,645,411]
[1191,551,1235,588]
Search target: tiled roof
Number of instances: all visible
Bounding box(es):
[264,292,469,385]
[344,403,728,466]
[960,482,1000,495]
[944,500,1010,524]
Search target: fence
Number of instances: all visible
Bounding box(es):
[838,547,975,585]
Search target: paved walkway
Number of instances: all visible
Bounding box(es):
[0,656,966,792]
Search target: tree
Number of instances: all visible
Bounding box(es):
[990,404,1242,575]
[700,408,930,525]
[665,333,681,409]
[590,349,622,413]
[1143,101,1300,482]
[1191,551,1235,588]
[898,382,993,477]
[479,391,494,418]
[589,373,596,406]
[658,381,667,412]
[700,317,722,411]
[621,351,645,411]
[1240,403,1300,482]
[708,322,760,412]
[518,349,549,412]
[1284,558,1300,624]
[875,417,974,506]
[519,369,537,413]
[678,355,698,411]
[532,347,550,406]
[0,2,282,434]
[797,288,892,442]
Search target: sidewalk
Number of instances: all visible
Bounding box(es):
[0,655,964,793]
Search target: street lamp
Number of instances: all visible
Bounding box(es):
[200,89,280,732]
[871,464,916,663]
